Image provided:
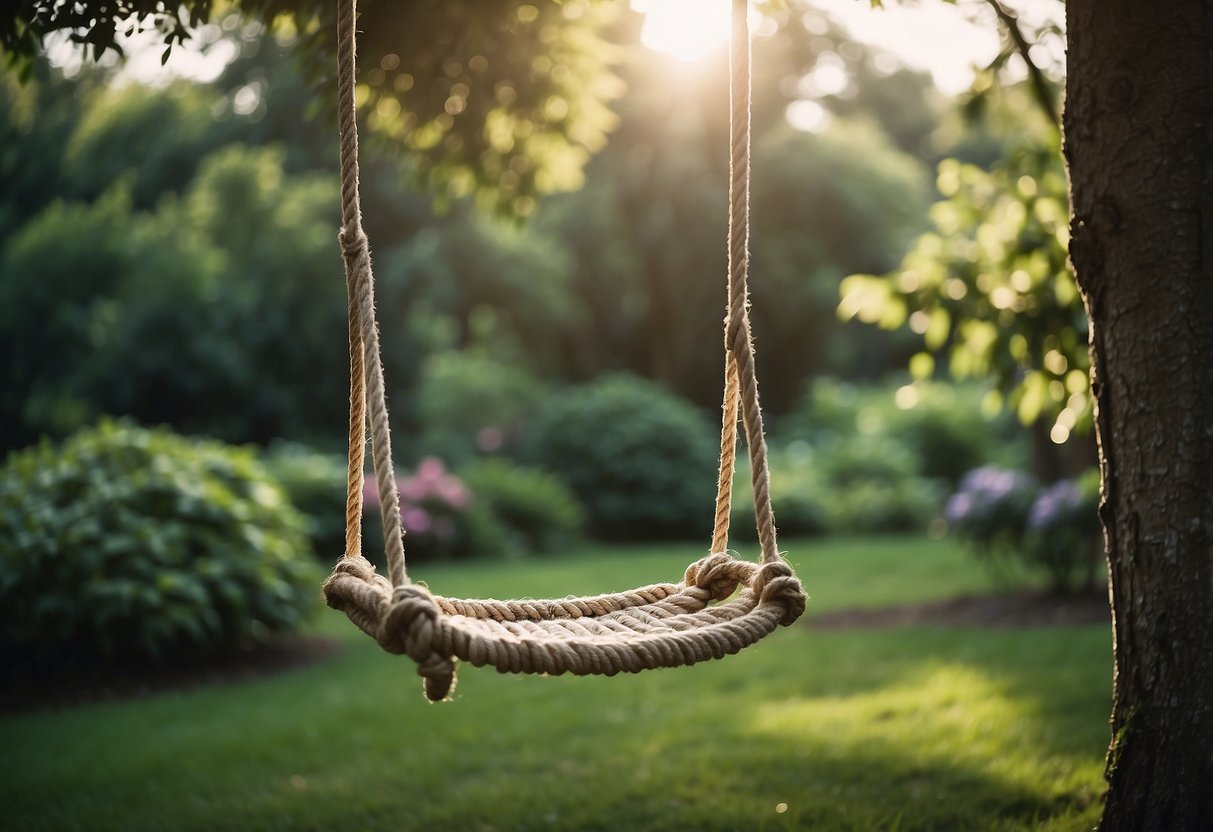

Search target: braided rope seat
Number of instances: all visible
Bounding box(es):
[324,0,806,702]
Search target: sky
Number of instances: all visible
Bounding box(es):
[637,0,1064,95]
[49,0,1064,99]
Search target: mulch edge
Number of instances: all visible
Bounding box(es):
[1,634,344,717]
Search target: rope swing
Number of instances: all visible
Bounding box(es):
[323,0,807,701]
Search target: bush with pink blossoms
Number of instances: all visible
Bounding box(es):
[363,457,502,562]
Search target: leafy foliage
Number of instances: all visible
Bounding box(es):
[413,352,550,464]
[732,436,941,540]
[540,86,933,413]
[839,113,1089,443]
[261,442,349,559]
[526,374,717,540]
[0,420,317,663]
[943,465,1037,561]
[459,458,584,553]
[782,378,1027,484]
[0,143,398,449]
[1,0,623,216]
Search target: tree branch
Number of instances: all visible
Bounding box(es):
[983,0,1060,130]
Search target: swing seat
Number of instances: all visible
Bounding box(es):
[323,551,805,701]
[327,0,804,701]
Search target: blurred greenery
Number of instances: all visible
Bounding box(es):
[2,0,622,216]
[0,420,318,664]
[526,373,717,540]
[0,2,1081,556]
[459,457,585,554]
[729,378,1024,540]
[412,351,550,464]
[838,79,1089,460]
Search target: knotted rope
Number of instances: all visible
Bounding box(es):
[326,0,804,701]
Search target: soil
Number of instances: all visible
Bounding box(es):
[809,588,1111,631]
[1,635,343,716]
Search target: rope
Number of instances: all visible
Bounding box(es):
[711,0,780,564]
[337,0,409,587]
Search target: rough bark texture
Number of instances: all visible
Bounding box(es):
[1065,2,1213,829]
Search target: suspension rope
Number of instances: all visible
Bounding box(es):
[711,0,780,564]
[336,0,408,587]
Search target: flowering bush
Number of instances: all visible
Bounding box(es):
[1024,471,1102,590]
[363,457,501,561]
[946,465,1101,590]
[944,466,1038,551]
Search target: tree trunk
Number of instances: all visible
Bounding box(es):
[1065,1,1213,829]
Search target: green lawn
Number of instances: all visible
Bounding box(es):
[0,536,1112,831]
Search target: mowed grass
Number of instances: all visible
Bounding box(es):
[0,536,1112,831]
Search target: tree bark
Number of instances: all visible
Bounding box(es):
[1065,1,1213,829]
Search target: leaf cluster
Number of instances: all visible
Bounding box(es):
[840,135,1089,438]
[1,0,622,216]
[0,420,317,663]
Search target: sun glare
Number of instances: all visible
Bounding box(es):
[634,0,731,63]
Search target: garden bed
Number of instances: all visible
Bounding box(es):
[0,635,342,716]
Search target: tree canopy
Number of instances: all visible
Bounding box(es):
[2,0,620,215]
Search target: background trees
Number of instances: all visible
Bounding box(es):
[0,2,947,452]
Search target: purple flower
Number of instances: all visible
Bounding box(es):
[959,465,1032,500]
[944,492,973,525]
[1028,480,1083,531]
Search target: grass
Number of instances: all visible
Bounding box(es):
[0,536,1112,831]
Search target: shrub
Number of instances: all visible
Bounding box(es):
[732,437,940,538]
[526,374,717,540]
[885,382,1025,485]
[0,421,317,663]
[413,350,548,464]
[459,459,585,554]
[814,436,942,533]
[362,457,504,562]
[1024,469,1102,591]
[261,442,348,559]
[946,465,1102,591]
[944,466,1038,549]
[782,378,1027,487]
[728,447,832,544]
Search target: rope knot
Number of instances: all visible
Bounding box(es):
[383,584,456,701]
[751,560,807,626]
[684,553,755,602]
[322,555,390,611]
[338,225,368,260]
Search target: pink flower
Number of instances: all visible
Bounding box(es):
[398,475,429,503]
[363,474,380,510]
[401,507,432,534]
[436,478,470,509]
[433,517,454,542]
[416,457,446,482]
[476,426,503,453]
